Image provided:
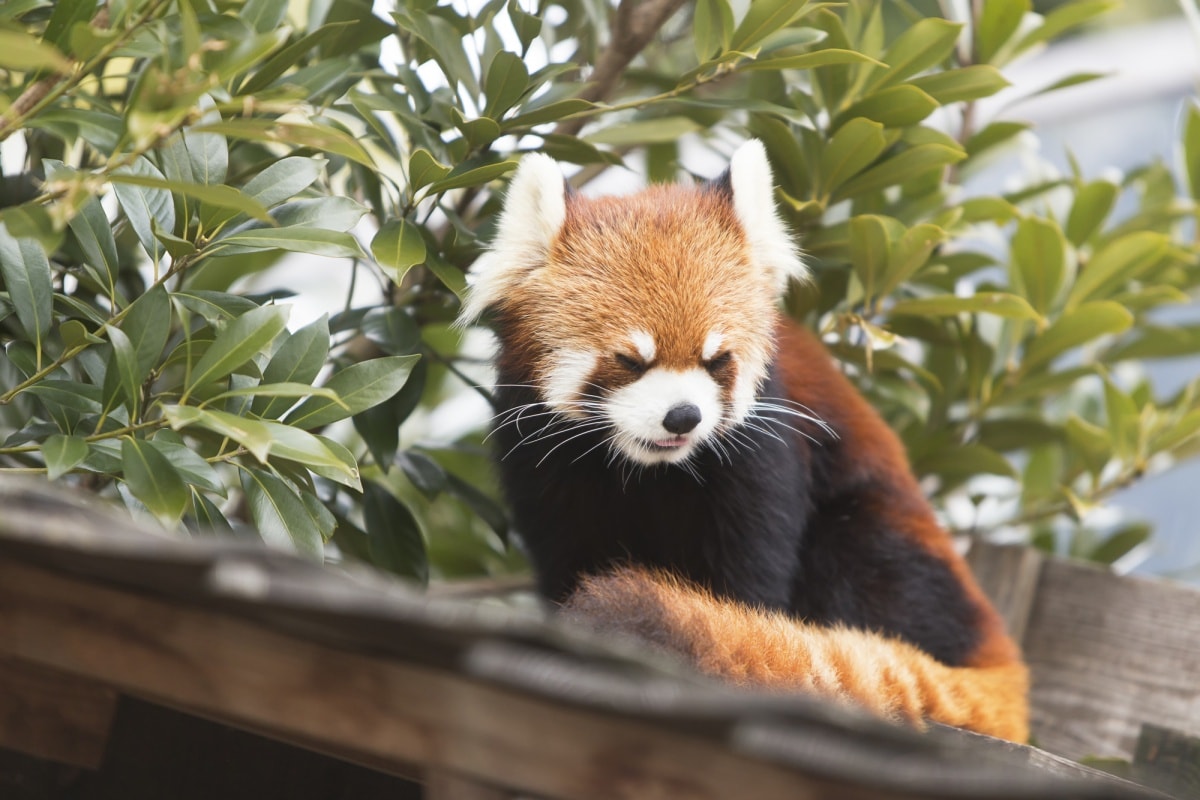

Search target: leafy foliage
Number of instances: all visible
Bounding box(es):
[0,0,1197,580]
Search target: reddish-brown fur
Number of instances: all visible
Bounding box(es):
[493,184,777,411]
[559,316,1029,741]
[479,166,1029,741]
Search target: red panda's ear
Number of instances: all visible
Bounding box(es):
[458,153,567,324]
[728,140,808,293]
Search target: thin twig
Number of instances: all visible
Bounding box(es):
[553,0,689,137]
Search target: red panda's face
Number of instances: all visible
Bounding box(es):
[461,141,807,467]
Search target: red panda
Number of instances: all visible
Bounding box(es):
[458,141,1029,742]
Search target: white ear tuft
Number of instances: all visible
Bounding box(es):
[458,153,567,324]
[729,139,807,292]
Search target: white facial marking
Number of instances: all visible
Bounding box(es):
[543,348,598,416]
[729,140,808,292]
[730,368,758,426]
[702,331,724,361]
[630,330,656,363]
[606,367,723,465]
[457,153,566,324]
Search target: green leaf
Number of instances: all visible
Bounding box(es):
[1065,414,1111,476]
[256,315,331,418]
[976,0,1030,63]
[241,156,325,209]
[241,0,289,33]
[241,467,323,557]
[744,48,881,71]
[848,215,890,304]
[444,471,509,543]
[425,252,467,299]
[189,489,234,533]
[164,404,274,463]
[211,227,366,259]
[121,437,189,525]
[1090,524,1150,566]
[151,436,226,496]
[1103,379,1140,461]
[508,0,541,50]
[1021,301,1133,372]
[836,85,941,132]
[729,0,811,52]
[483,50,529,118]
[0,30,71,72]
[43,434,88,480]
[371,218,428,284]
[192,119,375,168]
[106,327,141,414]
[695,0,734,60]
[834,143,964,201]
[363,482,427,583]
[918,443,1016,480]
[397,450,446,497]
[186,304,290,393]
[503,98,596,130]
[1009,217,1066,315]
[879,223,948,297]
[120,284,171,381]
[1184,102,1200,201]
[868,18,963,91]
[1107,325,1200,361]
[819,117,886,197]
[1064,179,1119,246]
[408,149,452,191]
[258,421,361,490]
[1014,1,1119,56]
[24,380,102,415]
[0,225,52,352]
[112,158,176,265]
[66,195,121,297]
[1066,231,1168,310]
[588,117,702,147]
[286,354,420,430]
[108,172,272,222]
[908,65,1009,105]
[426,161,517,194]
[891,292,1040,320]
[207,382,344,408]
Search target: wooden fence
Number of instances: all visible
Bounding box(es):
[0,476,1189,799]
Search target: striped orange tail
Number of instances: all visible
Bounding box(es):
[564,567,1029,742]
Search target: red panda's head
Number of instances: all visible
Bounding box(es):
[460,140,807,467]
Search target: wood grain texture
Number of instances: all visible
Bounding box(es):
[0,560,851,800]
[967,542,1044,644]
[0,656,116,768]
[424,770,518,800]
[1020,557,1200,762]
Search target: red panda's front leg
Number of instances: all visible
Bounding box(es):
[563,567,1030,742]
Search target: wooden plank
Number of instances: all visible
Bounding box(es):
[424,770,518,800]
[1020,557,1200,762]
[966,541,1044,644]
[0,560,855,800]
[0,656,116,768]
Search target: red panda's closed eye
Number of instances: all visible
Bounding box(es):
[614,353,647,374]
[704,351,733,374]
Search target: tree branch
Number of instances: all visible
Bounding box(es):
[554,0,689,137]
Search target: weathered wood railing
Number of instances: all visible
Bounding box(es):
[0,477,1184,799]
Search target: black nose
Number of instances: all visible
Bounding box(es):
[662,402,702,434]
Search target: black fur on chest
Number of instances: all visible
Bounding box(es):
[490,361,983,667]
[492,366,810,610]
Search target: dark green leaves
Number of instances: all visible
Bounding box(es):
[186,304,290,394]
[0,225,52,357]
[287,355,420,430]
